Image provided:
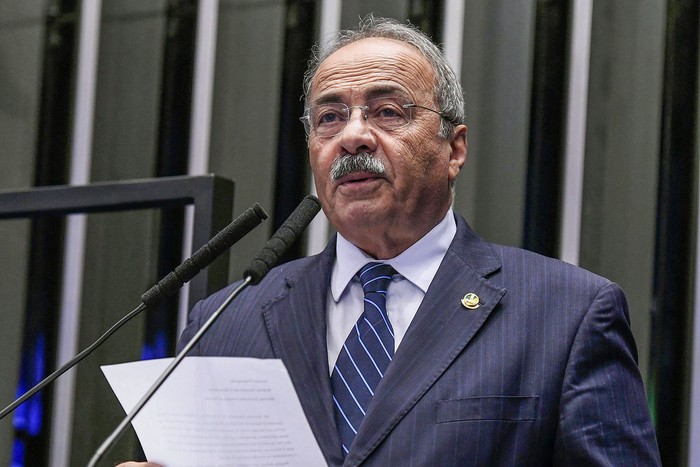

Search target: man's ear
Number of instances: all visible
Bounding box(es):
[448,124,467,181]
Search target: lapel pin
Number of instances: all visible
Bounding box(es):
[461,292,480,309]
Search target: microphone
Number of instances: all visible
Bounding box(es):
[0,203,268,421]
[87,195,321,466]
[244,194,321,284]
[141,202,268,306]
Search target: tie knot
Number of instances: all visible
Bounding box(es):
[358,262,396,294]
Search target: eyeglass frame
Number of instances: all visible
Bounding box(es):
[299,96,451,138]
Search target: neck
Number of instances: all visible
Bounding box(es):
[342,211,449,260]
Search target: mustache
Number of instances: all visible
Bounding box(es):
[330,153,386,180]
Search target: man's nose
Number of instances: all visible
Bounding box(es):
[339,109,377,155]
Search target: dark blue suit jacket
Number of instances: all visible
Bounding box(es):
[179,214,660,466]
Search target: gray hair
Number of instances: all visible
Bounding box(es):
[302,15,465,139]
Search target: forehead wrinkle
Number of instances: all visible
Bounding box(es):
[310,41,436,104]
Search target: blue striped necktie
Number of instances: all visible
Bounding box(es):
[331,262,397,456]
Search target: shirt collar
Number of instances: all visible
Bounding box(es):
[331,209,457,301]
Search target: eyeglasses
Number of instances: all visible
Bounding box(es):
[299,96,448,138]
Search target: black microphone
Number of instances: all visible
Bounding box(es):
[141,203,268,306]
[244,194,321,284]
[0,203,268,421]
[88,195,321,466]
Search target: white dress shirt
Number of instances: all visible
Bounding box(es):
[326,209,457,374]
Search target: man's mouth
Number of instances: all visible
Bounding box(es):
[337,172,381,185]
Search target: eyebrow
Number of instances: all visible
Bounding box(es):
[312,86,410,105]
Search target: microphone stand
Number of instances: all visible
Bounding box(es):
[87,276,253,467]
[87,195,320,465]
[0,203,267,421]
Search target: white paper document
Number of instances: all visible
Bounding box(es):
[102,357,326,467]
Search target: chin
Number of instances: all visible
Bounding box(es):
[336,210,387,234]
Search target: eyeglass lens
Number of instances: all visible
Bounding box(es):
[306,97,414,137]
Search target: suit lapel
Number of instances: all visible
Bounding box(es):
[261,242,345,466]
[346,217,506,466]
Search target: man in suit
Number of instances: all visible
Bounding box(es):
[121,15,660,466]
